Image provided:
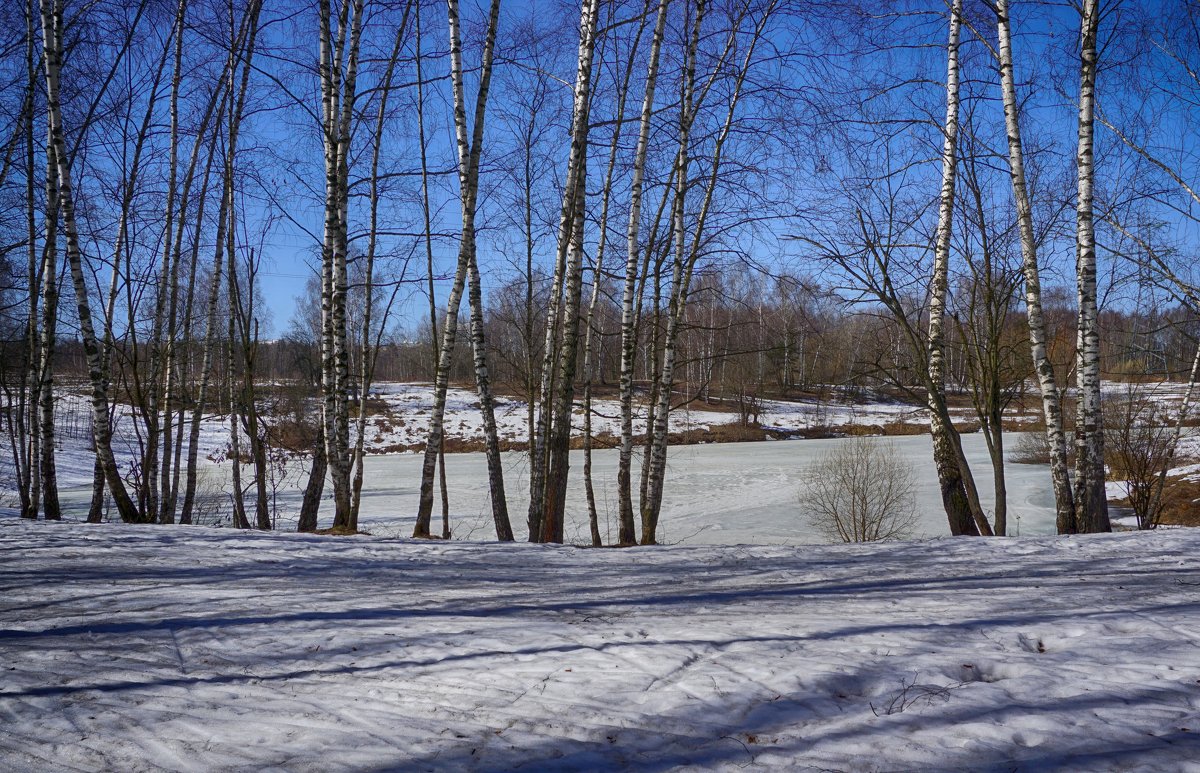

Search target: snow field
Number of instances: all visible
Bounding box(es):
[1,521,1199,771]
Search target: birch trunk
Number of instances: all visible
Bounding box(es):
[225,128,248,532]
[20,2,39,520]
[926,0,980,537]
[582,0,653,547]
[641,0,710,543]
[413,3,451,537]
[1071,0,1109,534]
[37,141,60,521]
[617,0,669,546]
[90,213,120,524]
[989,412,1007,535]
[413,238,471,536]
[526,0,617,541]
[181,184,228,525]
[39,0,144,523]
[642,0,776,543]
[236,258,270,530]
[180,0,260,525]
[136,38,178,525]
[467,252,514,540]
[542,169,589,544]
[174,140,219,524]
[227,332,249,530]
[527,212,568,540]
[538,0,602,544]
[298,423,326,532]
[316,0,357,531]
[415,0,512,539]
[163,39,227,525]
[154,0,188,524]
[456,0,512,541]
[350,7,411,529]
[996,0,1076,532]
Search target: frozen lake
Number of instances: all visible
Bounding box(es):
[55,433,1060,544]
[343,433,1060,543]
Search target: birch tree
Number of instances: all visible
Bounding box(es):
[38,0,145,523]
[995,0,1077,532]
[413,0,513,541]
[952,120,1027,537]
[318,0,362,532]
[616,0,669,546]
[35,140,59,521]
[16,0,40,521]
[413,1,451,538]
[925,0,983,537]
[641,0,780,544]
[1070,0,1110,533]
[581,3,651,547]
[149,0,189,524]
[181,0,262,526]
[160,24,233,526]
[530,0,602,544]
[350,4,412,527]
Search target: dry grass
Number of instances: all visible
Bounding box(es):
[1107,469,1200,528]
[314,526,371,536]
[1157,477,1200,527]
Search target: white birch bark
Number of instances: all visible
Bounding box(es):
[926,0,983,537]
[458,0,513,541]
[153,0,187,524]
[642,0,781,543]
[414,0,511,539]
[121,15,178,526]
[19,1,39,520]
[526,203,567,540]
[413,4,452,537]
[36,140,60,521]
[162,38,228,525]
[181,0,260,525]
[537,0,602,544]
[581,28,643,545]
[39,0,144,522]
[226,297,249,530]
[579,1,652,546]
[617,0,669,546]
[1071,0,1110,533]
[995,0,1076,532]
[318,0,362,531]
[350,6,412,530]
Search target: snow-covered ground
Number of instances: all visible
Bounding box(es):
[1,520,1198,771]
[364,383,995,449]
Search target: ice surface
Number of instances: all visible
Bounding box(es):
[43,433,1057,543]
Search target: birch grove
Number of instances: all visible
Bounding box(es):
[4,0,1200,542]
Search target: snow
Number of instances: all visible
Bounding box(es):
[356,383,990,451]
[1,520,1198,771]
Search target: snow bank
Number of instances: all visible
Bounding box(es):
[1,520,1197,771]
